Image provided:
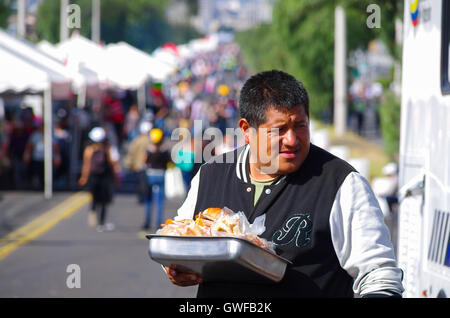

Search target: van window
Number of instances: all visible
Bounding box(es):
[442,0,450,94]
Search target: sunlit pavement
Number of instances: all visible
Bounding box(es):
[0,190,399,297]
[0,191,197,298]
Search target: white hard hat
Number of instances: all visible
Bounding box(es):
[139,121,153,134]
[88,127,106,142]
[382,162,398,175]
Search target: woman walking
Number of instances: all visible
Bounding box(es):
[78,127,120,232]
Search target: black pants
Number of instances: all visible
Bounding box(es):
[91,201,107,225]
[89,174,113,225]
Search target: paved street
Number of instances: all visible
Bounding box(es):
[0,191,198,298]
[0,189,399,298]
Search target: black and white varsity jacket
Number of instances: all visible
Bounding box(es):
[175,144,404,298]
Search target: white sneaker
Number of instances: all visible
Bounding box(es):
[104,223,115,231]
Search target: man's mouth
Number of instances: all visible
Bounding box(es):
[279,149,299,159]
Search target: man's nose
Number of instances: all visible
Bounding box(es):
[282,128,298,147]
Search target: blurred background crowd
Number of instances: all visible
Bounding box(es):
[0,37,247,193]
[0,0,402,208]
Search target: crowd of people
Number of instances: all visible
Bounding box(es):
[0,42,249,231]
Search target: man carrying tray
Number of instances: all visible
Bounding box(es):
[165,70,404,298]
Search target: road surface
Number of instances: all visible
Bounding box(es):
[0,190,197,297]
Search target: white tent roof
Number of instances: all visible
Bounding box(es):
[0,47,49,93]
[0,29,83,97]
[37,40,99,87]
[56,34,147,89]
[104,42,148,89]
[188,35,219,54]
[152,47,180,69]
[106,42,176,83]
[37,40,65,61]
[56,34,109,83]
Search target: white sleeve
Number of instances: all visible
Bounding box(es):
[109,145,120,162]
[174,167,201,221]
[329,171,404,297]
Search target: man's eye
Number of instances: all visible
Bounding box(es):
[274,127,285,134]
[268,128,282,135]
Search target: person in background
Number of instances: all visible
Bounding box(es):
[54,114,71,188]
[142,128,171,231]
[6,115,29,189]
[149,89,169,134]
[123,104,140,142]
[372,162,399,219]
[103,90,125,149]
[78,127,121,232]
[124,121,153,173]
[23,118,61,190]
[174,132,195,193]
[124,121,153,203]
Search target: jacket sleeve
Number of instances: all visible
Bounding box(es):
[175,167,201,221]
[329,171,404,297]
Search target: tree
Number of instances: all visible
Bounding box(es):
[35,0,60,43]
[236,0,402,120]
[35,0,200,52]
[0,1,11,29]
[378,90,400,160]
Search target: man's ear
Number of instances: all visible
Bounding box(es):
[238,118,251,144]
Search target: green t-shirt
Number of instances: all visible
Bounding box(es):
[250,176,278,206]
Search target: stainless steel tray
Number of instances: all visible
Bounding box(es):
[147,234,291,283]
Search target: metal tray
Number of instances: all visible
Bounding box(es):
[147,234,291,283]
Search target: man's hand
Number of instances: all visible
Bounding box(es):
[165,266,203,287]
[78,176,88,187]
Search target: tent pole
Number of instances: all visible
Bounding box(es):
[137,83,146,114]
[44,87,53,199]
[17,0,26,38]
[77,83,87,108]
[60,0,69,42]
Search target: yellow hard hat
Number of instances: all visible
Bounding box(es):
[217,84,229,96]
[149,128,164,144]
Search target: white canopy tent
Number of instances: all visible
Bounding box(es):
[0,48,49,93]
[152,46,181,69]
[37,40,100,106]
[105,42,177,111]
[106,42,177,83]
[0,29,85,100]
[0,46,54,199]
[186,35,220,55]
[55,34,133,90]
[55,34,180,111]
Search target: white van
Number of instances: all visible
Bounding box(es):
[398,0,450,298]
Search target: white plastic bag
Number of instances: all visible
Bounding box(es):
[164,167,186,199]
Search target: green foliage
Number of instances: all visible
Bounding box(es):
[236,0,402,121]
[35,0,201,52]
[378,90,400,159]
[0,1,11,29]
[36,0,60,43]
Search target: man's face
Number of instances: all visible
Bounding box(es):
[243,106,310,177]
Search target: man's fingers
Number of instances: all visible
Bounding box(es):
[166,267,202,286]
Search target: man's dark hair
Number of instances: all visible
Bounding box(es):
[238,70,309,127]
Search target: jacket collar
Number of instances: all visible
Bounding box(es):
[236,144,251,183]
[235,144,286,185]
